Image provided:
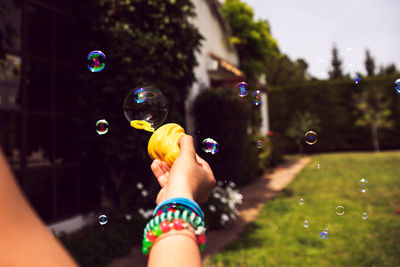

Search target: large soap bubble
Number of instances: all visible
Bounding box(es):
[123,86,169,132]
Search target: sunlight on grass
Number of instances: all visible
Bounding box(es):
[207,151,400,267]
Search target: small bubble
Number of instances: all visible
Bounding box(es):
[304,220,310,228]
[319,228,328,239]
[394,78,400,94]
[136,182,143,190]
[99,214,108,225]
[256,140,262,148]
[317,163,320,169]
[251,90,262,105]
[362,212,368,220]
[87,50,106,72]
[336,205,345,215]
[202,138,219,154]
[304,131,317,145]
[125,214,132,221]
[172,202,177,209]
[141,190,148,197]
[96,119,109,135]
[236,82,248,97]
[359,178,368,193]
[354,74,361,84]
[298,198,305,205]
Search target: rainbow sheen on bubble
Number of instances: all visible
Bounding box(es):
[304,131,317,145]
[394,78,400,94]
[87,50,106,72]
[251,90,262,105]
[96,119,109,135]
[202,138,219,154]
[123,86,169,132]
[237,82,248,97]
[354,74,361,84]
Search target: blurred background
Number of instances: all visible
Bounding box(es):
[0,0,399,266]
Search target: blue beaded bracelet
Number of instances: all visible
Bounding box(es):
[153,197,204,221]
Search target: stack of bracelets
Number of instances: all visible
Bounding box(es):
[142,197,207,256]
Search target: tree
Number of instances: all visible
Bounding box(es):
[365,49,376,77]
[328,45,343,80]
[378,63,398,76]
[220,0,279,83]
[285,112,320,153]
[355,86,393,152]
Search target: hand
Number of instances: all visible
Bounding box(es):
[151,135,216,204]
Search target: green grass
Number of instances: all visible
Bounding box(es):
[207,151,400,267]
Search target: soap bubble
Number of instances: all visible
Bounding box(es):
[96,119,109,135]
[362,212,368,220]
[87,50,106,72]
[298,198,304,205]
[336,205,345,215]
[251,90,262,105]
[304,131,317,145]
[209,205,216,212]
[256,140,262,148]
[202,138,219,154]
[317,163,320,169]
[394,78,400,94]
[123,86,169,132]
[319,228,329,239]
[237,82,248,97]
[99,215,108,225]
[125,214,132,221]
[304,220,309,228]
[354,74,361,84]
[359,178,368,193]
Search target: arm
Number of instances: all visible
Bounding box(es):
[148,135,215,267]
[0,149,78,267]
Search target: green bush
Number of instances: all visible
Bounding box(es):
[192,88,263,186]
[269,75,400,153]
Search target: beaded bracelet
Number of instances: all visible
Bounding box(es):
[144,209,205,238]
[142,210,206,255]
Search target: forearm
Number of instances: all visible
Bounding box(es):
[0,151,78,266]
[148,229,202,267]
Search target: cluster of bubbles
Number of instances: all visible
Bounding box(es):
[304,131,317,145]
[202,138,219,154]
[394,78,400,94]
[87,50,106,72]
[96,119,109,135]
[236,82,263,105]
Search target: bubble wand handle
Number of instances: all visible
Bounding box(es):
[147,123,185,167]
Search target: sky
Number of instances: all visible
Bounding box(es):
[242,0,400,79]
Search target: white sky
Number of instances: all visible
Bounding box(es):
[242,0,400,79]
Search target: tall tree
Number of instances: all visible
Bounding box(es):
[355,86,393,152]
[365,49,376,77]
[328,45,343,80]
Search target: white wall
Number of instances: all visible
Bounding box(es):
[185,0,240,136]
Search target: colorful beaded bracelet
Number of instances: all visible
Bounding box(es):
[143,209,205,238]
[142,217,207,255]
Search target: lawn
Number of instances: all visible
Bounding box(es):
[206,151,400,267]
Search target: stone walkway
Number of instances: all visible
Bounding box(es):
[108,157,311,267]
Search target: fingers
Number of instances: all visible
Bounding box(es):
[151,159,169,187]
[178,135,196,159]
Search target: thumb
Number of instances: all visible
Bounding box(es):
[177,135,196,159]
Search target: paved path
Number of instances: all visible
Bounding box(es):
[108,157,310,267]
